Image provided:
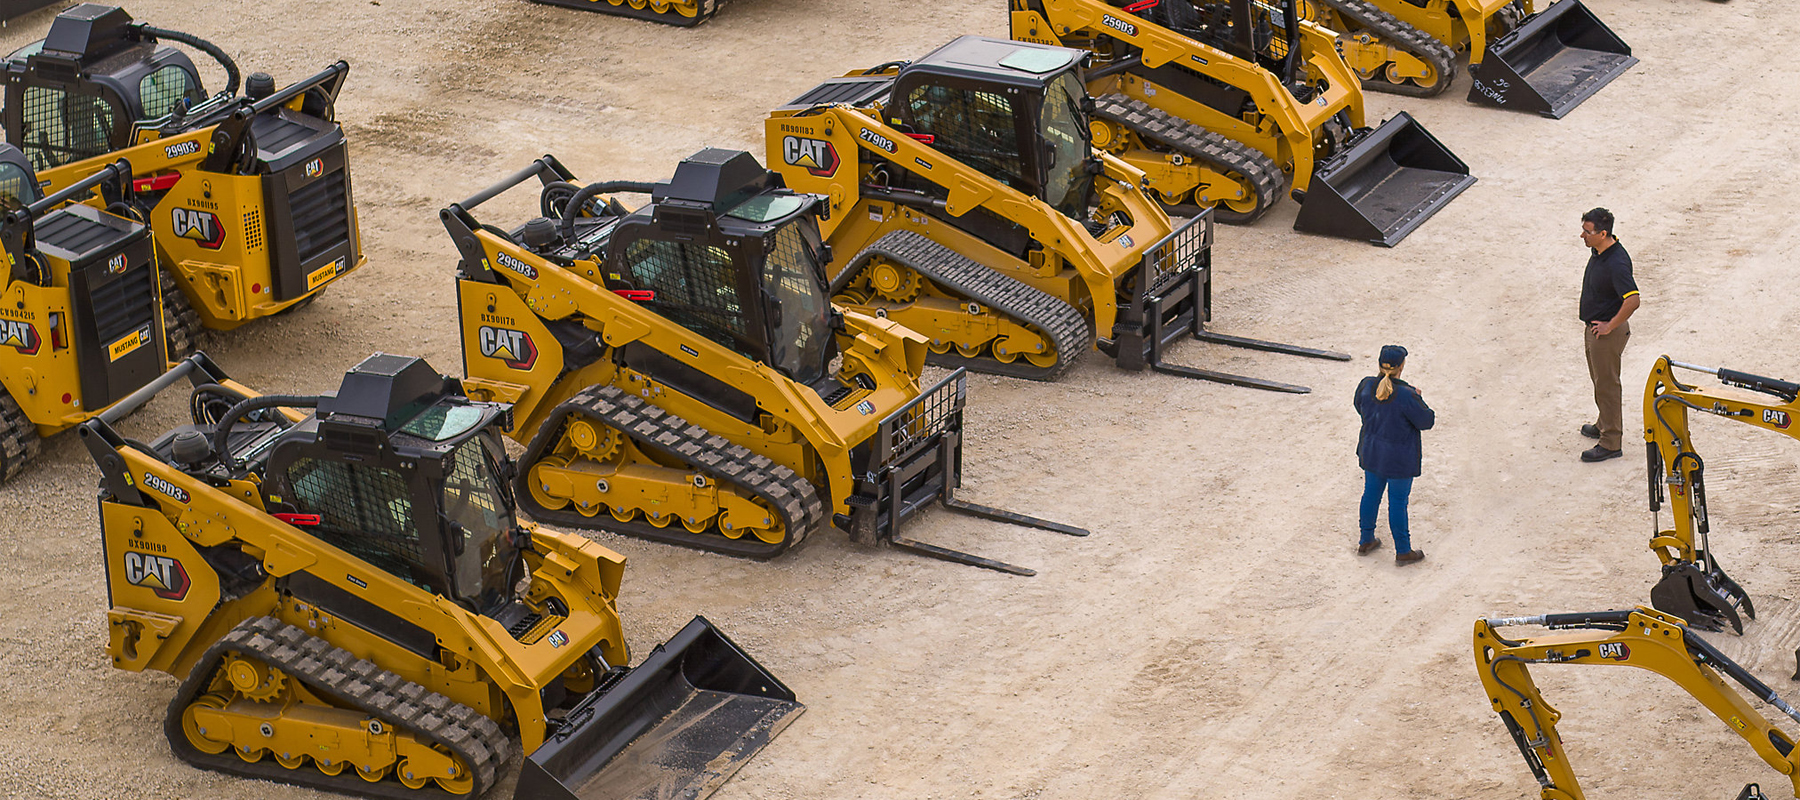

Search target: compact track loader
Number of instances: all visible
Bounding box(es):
[1297,0,1635,117]
[443,148,1084,575]
[79,351,800,800]
[767,35,1346,392]
[1637,356,1800,635]
[1476,608,1800,800]
[4,4,363,329]
[527,0,722,26]
[1011,0,1476,245]
[0,145,200,482]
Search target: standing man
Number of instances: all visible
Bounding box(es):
[1578,207,1639,462]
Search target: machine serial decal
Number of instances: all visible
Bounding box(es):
[1101,14,1138,36]
[782,136,840,177]
[172,207,225,249]
[859,128,898,153]
[304,158,325,178]
[163,140,201,159]
[478,325,538,370]
[0,319,40,355]
[1598,642,1630,661]
[1764,410,1791,429]
[107,326,149,362]
[123,551,190,600]
[143,471,190,503]
[494,252,538,280]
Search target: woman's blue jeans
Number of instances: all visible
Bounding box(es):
[1359,470,1413,554]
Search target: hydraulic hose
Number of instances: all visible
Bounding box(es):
[137,24,241,96]
[213,394,319,472]
[560,181,657,244]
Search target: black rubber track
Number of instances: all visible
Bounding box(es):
[514,384,827,559]
[164,616,511,800]
[1313,0,1459,97]
[839,230,1093,382]
[160,270,203,359]
[1092,93,1287,225]
[0,386,41,484]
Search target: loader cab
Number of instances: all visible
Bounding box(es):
[603,149,836,386]
[258,354,526,615]
[890,36,1097,220]
[2,4,207,170]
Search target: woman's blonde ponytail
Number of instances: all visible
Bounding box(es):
[1376,364,1399,401]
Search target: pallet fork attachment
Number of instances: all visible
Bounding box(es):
[1109,212,1349,393]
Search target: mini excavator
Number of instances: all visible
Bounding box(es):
[1639,355,1800,634]
[1010,0,1476,245]
[527,0,722,26]
[443,148,1086,575]
[79,351,800,800]
[5,4,363,329]
[767,35,1347,392]
[0,145,198,482]
[1476,607,1800,800]
[1296,0,1635,117]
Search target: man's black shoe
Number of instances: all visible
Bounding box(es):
[1580,423,1601,439]
[1581,445,1623,462]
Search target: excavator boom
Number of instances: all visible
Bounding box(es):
[1475,607,1800,800]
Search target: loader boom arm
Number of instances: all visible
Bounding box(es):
[1475,607,1800,800]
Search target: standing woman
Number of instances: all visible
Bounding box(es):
[1354,345,1435,565]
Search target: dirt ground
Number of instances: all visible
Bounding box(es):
[2,0,1798,797]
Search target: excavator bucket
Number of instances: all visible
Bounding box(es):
[1293,112,1476,247]
[516,617,802,800]
[1651,561,1755,635]
[1468,0,1636,118]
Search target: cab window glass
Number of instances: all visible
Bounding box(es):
[19,84,118,170]
[906,84,1023,190]
[762,224,829,384]
[620,239,752,357]
[284,457,432,589]
[138,65,197,119]
[0,162,39,212]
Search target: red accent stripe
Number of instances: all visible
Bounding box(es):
[131,173,182,192]
[613,290,656,302]
[272,513,322,526]
[1122,0,1158,11]
[904,133,936,144]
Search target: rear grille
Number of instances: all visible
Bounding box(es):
[288,169,351,265]
[507,612,543,639]
[89,266,155,343]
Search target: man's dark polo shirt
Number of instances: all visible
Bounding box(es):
[1580,240,1638,323]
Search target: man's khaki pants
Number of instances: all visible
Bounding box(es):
[1584,320,1630,450]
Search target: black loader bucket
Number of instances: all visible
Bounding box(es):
[1467,0,1636,118]
[1650,559,1755,635]
[1293,112,1476,247]
[515,617,802,800]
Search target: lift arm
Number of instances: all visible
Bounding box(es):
[1474,607,1800,800]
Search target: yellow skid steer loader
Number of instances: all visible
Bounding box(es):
[527,0,722,26]
[1011,0,1476,245]
[443,148,1085,575]
[767,35,1348,392]
[79,351,801,800]
[0,147,198,482]
[1298,0,1635,117]
[5,4,364,328]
